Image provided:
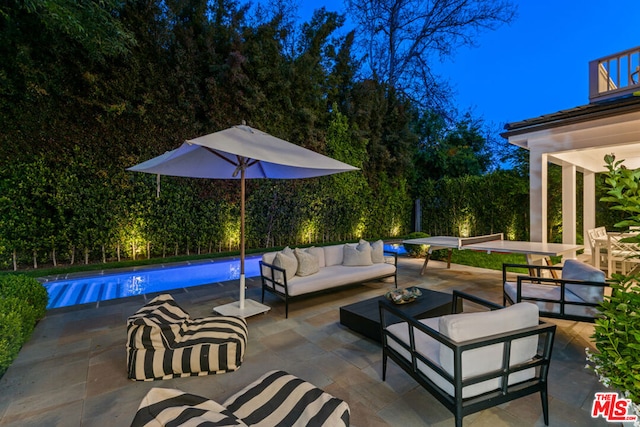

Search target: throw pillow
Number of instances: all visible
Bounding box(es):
[273,247,298,282]
[370,240,385,263]
[306,246,326,268]
[343,241,373,266]
[294,247,320,277]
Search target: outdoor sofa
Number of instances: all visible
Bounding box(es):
[502,259,608,322]
[260,240,397,317]
[126,294,248,381]
[380,291,556,427]
[130,370,350,426]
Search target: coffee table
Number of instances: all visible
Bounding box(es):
[339,288,456,342]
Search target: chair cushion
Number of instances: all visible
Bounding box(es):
[223,370,350,427]
[561,259,605,303]
[294,247,320,277]
[342,242,373,266]
[385,318,451,392]
[276,264,395,297]
[438,303,538,396]
[562,259,605,282]
[504,281,600,318]
[131,387,248,427]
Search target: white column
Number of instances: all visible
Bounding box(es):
[583,171,596,254]
[562,164,577,245]
[530,150,547,243]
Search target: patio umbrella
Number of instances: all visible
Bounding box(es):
[127,124,359,317]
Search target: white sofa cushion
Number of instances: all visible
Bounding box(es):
[307,246,326,268]
[273,264,395,297]
[261,252,276,277]
[371,240,385,263]
[561,259,605,303]
[323,245,344,267]
[343,242,373,266]
[273,247,298,282]
[294,248,320,277]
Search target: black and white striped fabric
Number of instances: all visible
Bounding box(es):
[131,387,248,427]
[130,370,350,427]
[223,370,350,427]
[127,294,248,381]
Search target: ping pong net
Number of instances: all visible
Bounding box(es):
[457,233,504,249]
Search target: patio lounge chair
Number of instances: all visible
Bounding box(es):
[607,233,640,276]
[379,291,556,427]
[586,226,608,268]
[126,294,248,381]
[130,370,350,426]
[502,259,608,322]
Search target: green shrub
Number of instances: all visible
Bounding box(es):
[0,275,48,320]
[0,310,23,377]
[0,297,36,341]
[586,154,640,412]
[402,232,430,257]
[586,274,640,405]
[0,274,48,378]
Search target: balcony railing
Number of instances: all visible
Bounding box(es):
[589,46,640,103]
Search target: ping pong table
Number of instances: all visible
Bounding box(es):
[403,233,584,275]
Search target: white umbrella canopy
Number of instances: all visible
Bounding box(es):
[128,125,359,317]
[130,125,359,179]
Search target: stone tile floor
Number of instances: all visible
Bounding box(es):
[0,256,625,426]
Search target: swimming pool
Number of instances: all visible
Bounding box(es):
[41,243,406,309]
[41,256,262,309]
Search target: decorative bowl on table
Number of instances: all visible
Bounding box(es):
[385,287,422,304]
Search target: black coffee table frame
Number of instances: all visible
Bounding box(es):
[339,288,459,342]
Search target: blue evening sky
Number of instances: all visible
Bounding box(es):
[298,0,640,128]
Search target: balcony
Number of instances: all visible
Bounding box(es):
[589,45,640,103]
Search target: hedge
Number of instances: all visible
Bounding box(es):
[0,275,48,376]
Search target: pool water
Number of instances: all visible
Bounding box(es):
[42,243,406,309]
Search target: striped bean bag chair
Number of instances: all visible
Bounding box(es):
[130,388,246,426]
[130,370,350,427]
[223,370,350,427]
[126,294,248,381]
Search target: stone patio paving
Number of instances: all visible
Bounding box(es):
[0,256,619,426]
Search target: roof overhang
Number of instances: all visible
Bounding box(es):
[502,94,640,173]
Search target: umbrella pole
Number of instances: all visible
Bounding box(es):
[240,167,246,310]
[212,158,269,318]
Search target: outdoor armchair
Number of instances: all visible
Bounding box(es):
[380,291,556,427]
[502,259,608,322]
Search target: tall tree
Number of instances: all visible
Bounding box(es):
[413,110,494,181]
[346,0,516,109]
